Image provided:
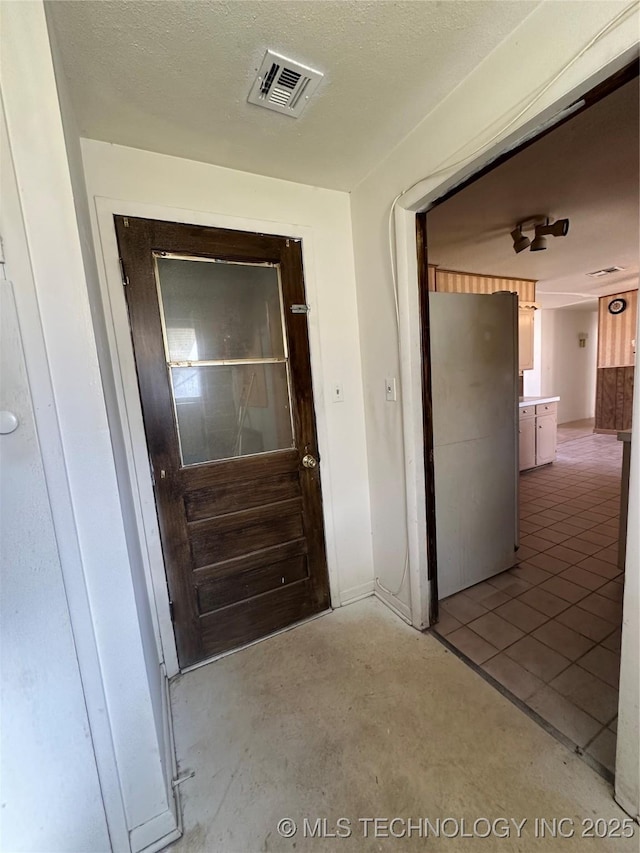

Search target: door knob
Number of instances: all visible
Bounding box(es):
[301,453,318,469]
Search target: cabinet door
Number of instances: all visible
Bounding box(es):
[518,306,535,372]
[536,413,557,465]
[519,415,536,471]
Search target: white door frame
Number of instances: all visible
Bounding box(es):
[92,197,341,676]
[393,51,638,630]
[392,53,639,815]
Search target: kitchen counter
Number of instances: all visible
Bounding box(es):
[519,396,560,408]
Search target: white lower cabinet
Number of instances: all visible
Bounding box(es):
[519,415,536,471]
[519,401,557,471]
[536,413,557,465]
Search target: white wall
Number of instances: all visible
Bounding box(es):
[1,3,178,850]
[350,0,638,618]
[0,106,110,853]
[523,309,543,397]
[80,139,374,609]
[537,308,599,424]
[45,10,176,821]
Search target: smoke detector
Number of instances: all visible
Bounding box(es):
[248,50,323,118]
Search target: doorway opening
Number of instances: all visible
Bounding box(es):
[419,65,638,778]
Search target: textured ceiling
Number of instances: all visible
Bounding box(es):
[427,78,640,309]
[46,0,538,190]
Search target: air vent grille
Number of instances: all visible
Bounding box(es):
[586,266,626,278]
[248,50,323,118]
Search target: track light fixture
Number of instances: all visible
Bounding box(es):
[510,216,569,254]
[510,226,530,254]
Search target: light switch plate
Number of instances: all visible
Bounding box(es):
[333,383,344,403]
[385,377,397,402]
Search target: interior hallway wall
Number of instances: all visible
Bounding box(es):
[80,138,374,608]
[45,9,174,815]
[538,308,599,424]
[2,3,178,849]
[0,104,110,853]
[349,1,638,619]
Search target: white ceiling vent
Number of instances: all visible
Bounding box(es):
[248,50,323,118]
[586,266,627,278]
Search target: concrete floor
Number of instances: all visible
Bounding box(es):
[169,598,635,852]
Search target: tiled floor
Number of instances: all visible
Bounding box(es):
[435,432,624,777]
[556,417,596,444]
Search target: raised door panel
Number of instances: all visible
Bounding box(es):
[536,413,557,465]
[519,415,536,471]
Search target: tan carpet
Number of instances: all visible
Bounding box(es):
[169,598,633,852]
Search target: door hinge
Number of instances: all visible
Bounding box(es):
[290,304,309,314]
[168,599,174,620]
[119,257,129,286]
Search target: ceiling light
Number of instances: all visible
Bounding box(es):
[530,232,547,252]
[537,218,570,238]
[510,216,569,254]
[510,227,530,254]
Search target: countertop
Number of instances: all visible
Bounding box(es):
[518,396,560,408]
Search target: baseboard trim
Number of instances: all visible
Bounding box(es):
[129,665,182,853]
[130,810,180,853]
[614,790,640,823]
[374,587,412,624]
[339,581,374,606]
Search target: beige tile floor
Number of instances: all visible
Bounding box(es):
[435,432,623,777]
[556,417,596,444]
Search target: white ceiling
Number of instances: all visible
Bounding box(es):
[427,78,639,309]
[46,0,538,191]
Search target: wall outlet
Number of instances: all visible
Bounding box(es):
[333,383,344,403]
[385,377,397,402]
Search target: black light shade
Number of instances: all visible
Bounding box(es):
[510,216,568,254]
[510,227,531,254]
[543,218,570,237]
[530,232,547,251]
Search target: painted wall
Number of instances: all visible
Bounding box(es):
[598,288,638,367]
[45,11,176,823]
[0,108,110,853]
[350,1,639,617]
[523,309,543,397]
[2,3,177,850]
[80,138,374,608]
[537,308,599,424]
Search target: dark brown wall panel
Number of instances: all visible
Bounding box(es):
[595,366,634,431]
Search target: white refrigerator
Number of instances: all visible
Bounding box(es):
[429,290,519,600]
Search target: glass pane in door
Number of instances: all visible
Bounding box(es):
[156,256,285,361]
[154,254,295,465]
[171,363,293,465]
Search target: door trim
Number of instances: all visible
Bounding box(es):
[392,53,638,631]
[92,197,340,675]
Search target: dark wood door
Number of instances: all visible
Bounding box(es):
[115,216,330,667]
